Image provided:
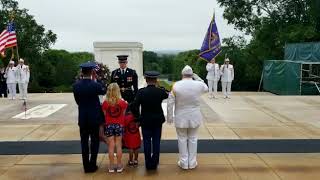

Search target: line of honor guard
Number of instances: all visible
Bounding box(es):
[206,58,234,98]
[0,59,30,100]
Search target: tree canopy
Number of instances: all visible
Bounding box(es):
[0,0,96,92]
[0,0,57,64]
[218,0,320,59]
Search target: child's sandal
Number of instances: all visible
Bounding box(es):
[133,160,138,166]
[128,160,134,167]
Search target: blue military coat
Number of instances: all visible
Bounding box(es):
[73,79,106,127]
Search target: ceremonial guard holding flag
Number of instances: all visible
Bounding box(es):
[220,58,234,98]
[206,58,220,98]
[17,58,30,100]
[111,55,138,103]
[4,61,17,100]
[199,13,222,99]
[1,19,20,100]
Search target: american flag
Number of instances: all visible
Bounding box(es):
[0,22,17,56]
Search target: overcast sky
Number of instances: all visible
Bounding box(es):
[17,0,245,52]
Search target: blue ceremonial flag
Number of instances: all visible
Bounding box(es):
[199,14,222,62]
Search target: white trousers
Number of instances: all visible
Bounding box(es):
[222,82,232,97]
[18,83,28,99]
[176,127,198,169]
[208,80,218,96]
[7,83,16,99]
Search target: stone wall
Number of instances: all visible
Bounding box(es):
[93,42,144,85]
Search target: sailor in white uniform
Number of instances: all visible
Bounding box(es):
[4,61,17,100]
[16,59,30,100]
[167,65,208,170]
[220,58,234,98]
[206,58,220,98]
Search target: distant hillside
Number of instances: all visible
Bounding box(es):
[155,50,183,55]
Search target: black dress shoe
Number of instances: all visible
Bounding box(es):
[146,165,157,171]
[84,165,98,173]
[91,165,98,172]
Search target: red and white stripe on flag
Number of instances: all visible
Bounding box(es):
[0,28,17,56]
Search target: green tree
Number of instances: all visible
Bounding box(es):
[159,54,174,74]
[34,50,94,92]
[218,0,320,59]
[0,0,57,63]
[217,0,320,90]
[143,51,159,72]
[172,50,201,80]
[1,0,57,92]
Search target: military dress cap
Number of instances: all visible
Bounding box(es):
[225,58,230,62]
[9,61,14,64]
[79,61,96,70]
[19,58,24,62]
[181,65,193,75]
[144,71,160,78]
[117,55,129,62]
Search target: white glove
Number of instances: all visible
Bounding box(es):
[166,92,175,124]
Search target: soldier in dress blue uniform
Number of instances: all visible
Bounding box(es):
[130,71,169,170]
[0,67,8,98]
[111,55,138,103]
[73,62,106,173]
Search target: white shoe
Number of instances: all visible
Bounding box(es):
[177,161,188,170]
[116,164,124,173]
[108,165,115,173]
[189,162,198,169]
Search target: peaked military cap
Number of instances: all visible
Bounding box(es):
[80,61,96,71]
[144,71,160,78]
[117,55,129,62]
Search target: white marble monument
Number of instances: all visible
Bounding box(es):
[93,42,144,85]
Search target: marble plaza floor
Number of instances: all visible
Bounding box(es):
[0,92,320,141]
[0,93,320,179]
[1,153,320,180]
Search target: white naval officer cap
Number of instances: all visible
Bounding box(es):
[9,60,14,64]
[181,65,193,75]
[225,58,230,62]
[19,58,24,62]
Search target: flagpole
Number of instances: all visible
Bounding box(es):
[213,9,215,20]
[10,47,15,61]
[10,12,19,62]
[16,45,20,61]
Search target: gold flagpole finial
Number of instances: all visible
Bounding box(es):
[9,11,15,21]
